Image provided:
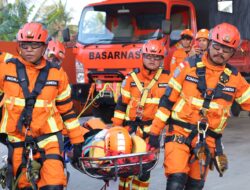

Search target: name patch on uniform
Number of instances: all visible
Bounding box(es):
[158,83,168,88]
[5,75,18,83]
[222,86,236,93]
[45,80,58,86]
[185,75,198,84]
[130,82,144,87]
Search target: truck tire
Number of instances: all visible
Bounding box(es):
[231,101,241,117]
[92,104,115,123]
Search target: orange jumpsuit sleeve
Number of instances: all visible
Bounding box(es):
[235,73,250,111]
[56,68,84,144]
[112,75,132,126]
[150,66,189,135]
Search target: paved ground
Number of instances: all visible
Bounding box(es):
[1,112,250,190]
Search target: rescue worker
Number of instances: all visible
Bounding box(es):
[193,29,210,59]
[44,39,65,66]
[170,29,194,73]
[148,22,250,190]
[112,39,170,190]
[0,22,84,190]
[0,52,13,137]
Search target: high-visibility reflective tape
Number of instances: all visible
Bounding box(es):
[236,87,250,104]
[56,85,71,101]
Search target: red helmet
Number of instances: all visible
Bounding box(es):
[105,127,132,156]
[142,39,165,56]
[181,29,194,38]
[45,40,66,62]
[17,22,48,43]
[210,23,241,49]
[196,29,209,40]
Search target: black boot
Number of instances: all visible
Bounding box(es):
[166,173,188,190]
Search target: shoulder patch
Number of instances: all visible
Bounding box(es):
[185,75,198,84]
[121,79,127,88]
[173,67,181,78]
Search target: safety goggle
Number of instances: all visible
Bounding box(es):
[143,54,164,61]
[211,41,235,53]
[19,42,44,49]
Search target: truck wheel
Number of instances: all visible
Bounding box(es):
[92,104,115,123]
[231,101,241,117]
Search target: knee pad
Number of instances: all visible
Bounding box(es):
[185,177,205,190]
[138,171,150,182]
[40,185,64,190]
[166,173,188,190]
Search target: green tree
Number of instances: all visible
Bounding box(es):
[37,0,73,40]
[0,0,35,40]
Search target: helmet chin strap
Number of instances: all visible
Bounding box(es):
[143,64,154,74]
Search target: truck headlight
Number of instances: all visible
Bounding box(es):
[75,60,85,83]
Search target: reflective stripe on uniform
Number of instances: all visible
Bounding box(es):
[48,116,59,132]
[56,85,71,101]
[173,99,185,112]
[121,88,131,98]
[64,119,80,130]
[114,111,125,120]
[168,78,182,92]
[0,106,8,133]
[236,87,250,104]
[186,97,220,109]
[215,109,228,133]
[155,110,169,122]
[7,135,22,142]
[4,53,13,62]
[5,97,53,108]
[145,97,160,104]
[37,135,58,148]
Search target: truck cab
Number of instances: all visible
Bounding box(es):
[69,0,197,122]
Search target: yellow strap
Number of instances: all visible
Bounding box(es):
[131,69,163,107]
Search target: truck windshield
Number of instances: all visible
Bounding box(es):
[78,2,166,45]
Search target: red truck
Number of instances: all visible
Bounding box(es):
[0,0,249,120]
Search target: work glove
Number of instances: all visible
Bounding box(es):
[71,143,83,167]
[214,154,228,177]
[148,134,160,150]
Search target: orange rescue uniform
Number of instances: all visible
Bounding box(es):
[112,66,170,136]
[170,48,188,73]
[112,66,170,190]
[150,53,250,180]
[0,55,84,188]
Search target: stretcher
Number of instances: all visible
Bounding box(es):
[70,148,159,181]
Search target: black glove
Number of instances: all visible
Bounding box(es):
[148,134,160,149]
[72,143,83,166]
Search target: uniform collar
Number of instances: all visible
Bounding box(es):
[141,65,158,80]
[19,56,47,70]
[202,52,226,71]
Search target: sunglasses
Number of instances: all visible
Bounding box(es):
[19,42,44,49]
[181,35,193,41]
[143,54,164,61]
[211,42,235,53]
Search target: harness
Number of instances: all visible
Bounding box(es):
[124,69,162,137]
[166,57,237,179]
[5,58,63,189]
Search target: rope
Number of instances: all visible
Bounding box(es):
[77,83,116,118]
